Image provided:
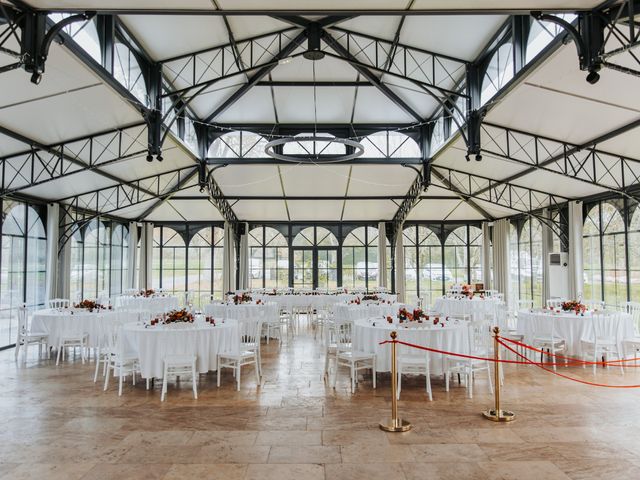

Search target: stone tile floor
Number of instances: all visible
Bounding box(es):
[1,319,639,479]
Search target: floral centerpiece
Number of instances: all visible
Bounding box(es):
[233,293,252,305]
[137,289,155,298]
[163,308,194,324]
[73,300,106,312]
[561,300,587,314]
[349,297,361,305]
[362,294,379,301]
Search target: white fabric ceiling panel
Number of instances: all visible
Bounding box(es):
[407,199,482,221]
[334,16,402,41]
[226,16,292,39]
[286,200,344,221]
[20,171,117,200]
[97,144,196,182]
[598,127,640,160]
[351,87,415,123]
[0,133,30,157]
[399,15,505,61]
[214,165,283,196]
[433,144,531,179]
[214,86,277,124]
[423,184,458,198]
[410,0,601,8]
[217,0,409,8]
[147,199,224,222]
[525,46,640,114]
[384,77,441,119]
[181,77,248,119]
[346,165,416,196]
[0,44,98,109]
[121,15,228,60]
[270,53,358,82]
[272,86,357,123]
[106,198,159,219]
[0,85,140,145]
[342,200,398,220]
[468,199,519,219]
[510,170,607,199]
[281,165,350,196]
[232,200,289,220]
[485,81,640,147]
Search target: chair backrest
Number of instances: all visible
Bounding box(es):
[625,302,640,334]
[17,304,28,336]
[590,312,620,342]
[530,313,558,341]
[237,317,261,346]
[469,319,492,353]
[546,298,566,309]
[48,298,70,309]
[335,320,352,352]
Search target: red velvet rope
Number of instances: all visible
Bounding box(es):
[496,338,640,388]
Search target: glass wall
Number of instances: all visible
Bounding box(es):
[69,219,129,301]
[248,226,288,290]
[0,200,46,348]
[444,226,483,286]
[583,201,628,308]
[188,227,224,306]
[403,225,443,304]
[342,227,378,291]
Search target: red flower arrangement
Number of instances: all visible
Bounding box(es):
[163,308,194,324]
[362,294,379,301]
[386,315,393,324]
[561,300,587,315]
[74,300,106,312]
[233,293,252,305]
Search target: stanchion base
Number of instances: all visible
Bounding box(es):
[482,409,515,422]
[379,418,412,432]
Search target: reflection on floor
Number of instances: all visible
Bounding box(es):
[1,318,640,480]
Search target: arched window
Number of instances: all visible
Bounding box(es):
[451,93,467,136]
[183,118,198,154]
[283,133,346,156]
[444,226,483,285]
[292,226,338,290]
[0,202,46,347]
[113,42,148,107]
[188,227,224,305]
[110,225,129,296]
[430,117,446,153]
[152,227,186,296]
[526,14,577,64]
[342,227,378,291]
[481,42,514,105]
[361,131,421,158]
[403,226,442,304]
[518,219,543,306]
[48,14,101,63]
[249,226,288,290]
[583,205,602,304]
[630,205,640,302]
[208,131,269,158]
[601,203,626,308]
[79,220,110,300]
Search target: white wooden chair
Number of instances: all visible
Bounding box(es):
[217,318,262,391]
[531,314,567,371]
[581,312,624,374]
[48,298,69,309]
[162,355,198,401]
[55,316,89,366]
[332,321,377,393]
[622,302,640,363]
[103,327,141,396]
[15,304,49,363]
[397,351,432,401]
[445,319,493,398]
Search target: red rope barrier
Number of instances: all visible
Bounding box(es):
[379,339,584,367]
[496,338,640,388]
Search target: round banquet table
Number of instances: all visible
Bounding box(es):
[517,309,635,357]
[31,308,130,348]
[352,318,469,374]
[115,295,179,313]
[203,302,279,322]
[432,296,500,321]
[122,320,238,379]
[333,303,401,323]
[252,293,398,311]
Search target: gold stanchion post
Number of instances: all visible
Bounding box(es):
[380,331,412,432]
[483,326,515,422]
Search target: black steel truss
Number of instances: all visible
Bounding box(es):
[57,166,198,252]
[0,123,147,196]
[479,122,640,202]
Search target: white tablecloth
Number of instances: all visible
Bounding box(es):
[115,295,179,313]
[31,308,131,348]
[333,303,401,323]
[123,320,238,379]
[252,293,398,311]
[517,310,635,357]
[352,318,469,374]
[433,297,500,321]
[203,303,279,323]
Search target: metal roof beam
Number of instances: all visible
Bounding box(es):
[205,157,423,165]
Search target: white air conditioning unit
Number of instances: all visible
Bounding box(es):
[548,252,569,299]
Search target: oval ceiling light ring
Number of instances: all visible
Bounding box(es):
[264,136,365,163]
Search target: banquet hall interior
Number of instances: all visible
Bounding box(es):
[2,1,640,479]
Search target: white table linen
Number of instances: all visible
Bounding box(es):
[31,308,131,348]
[252,293,398,311]
[333,303,401,323]
[433,297,500,322]
[123,320,238,379]
[115,295,179,313]
[203,302,279,323]
[352,318,469,374]
[517,309,635,357]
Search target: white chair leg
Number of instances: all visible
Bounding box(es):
[217,361,221,388]
[236,363,241,391]
[118,368,124,396]
[372,362,376,389]
[93,351,101,383]
[14,339,20,361]
[350,363,355,394]
[103,363,111,391]
[192,362,198,399]
[56,343,62,366]
[487,363,493,394]
[146,378,150,390]
[161,363,168,401]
